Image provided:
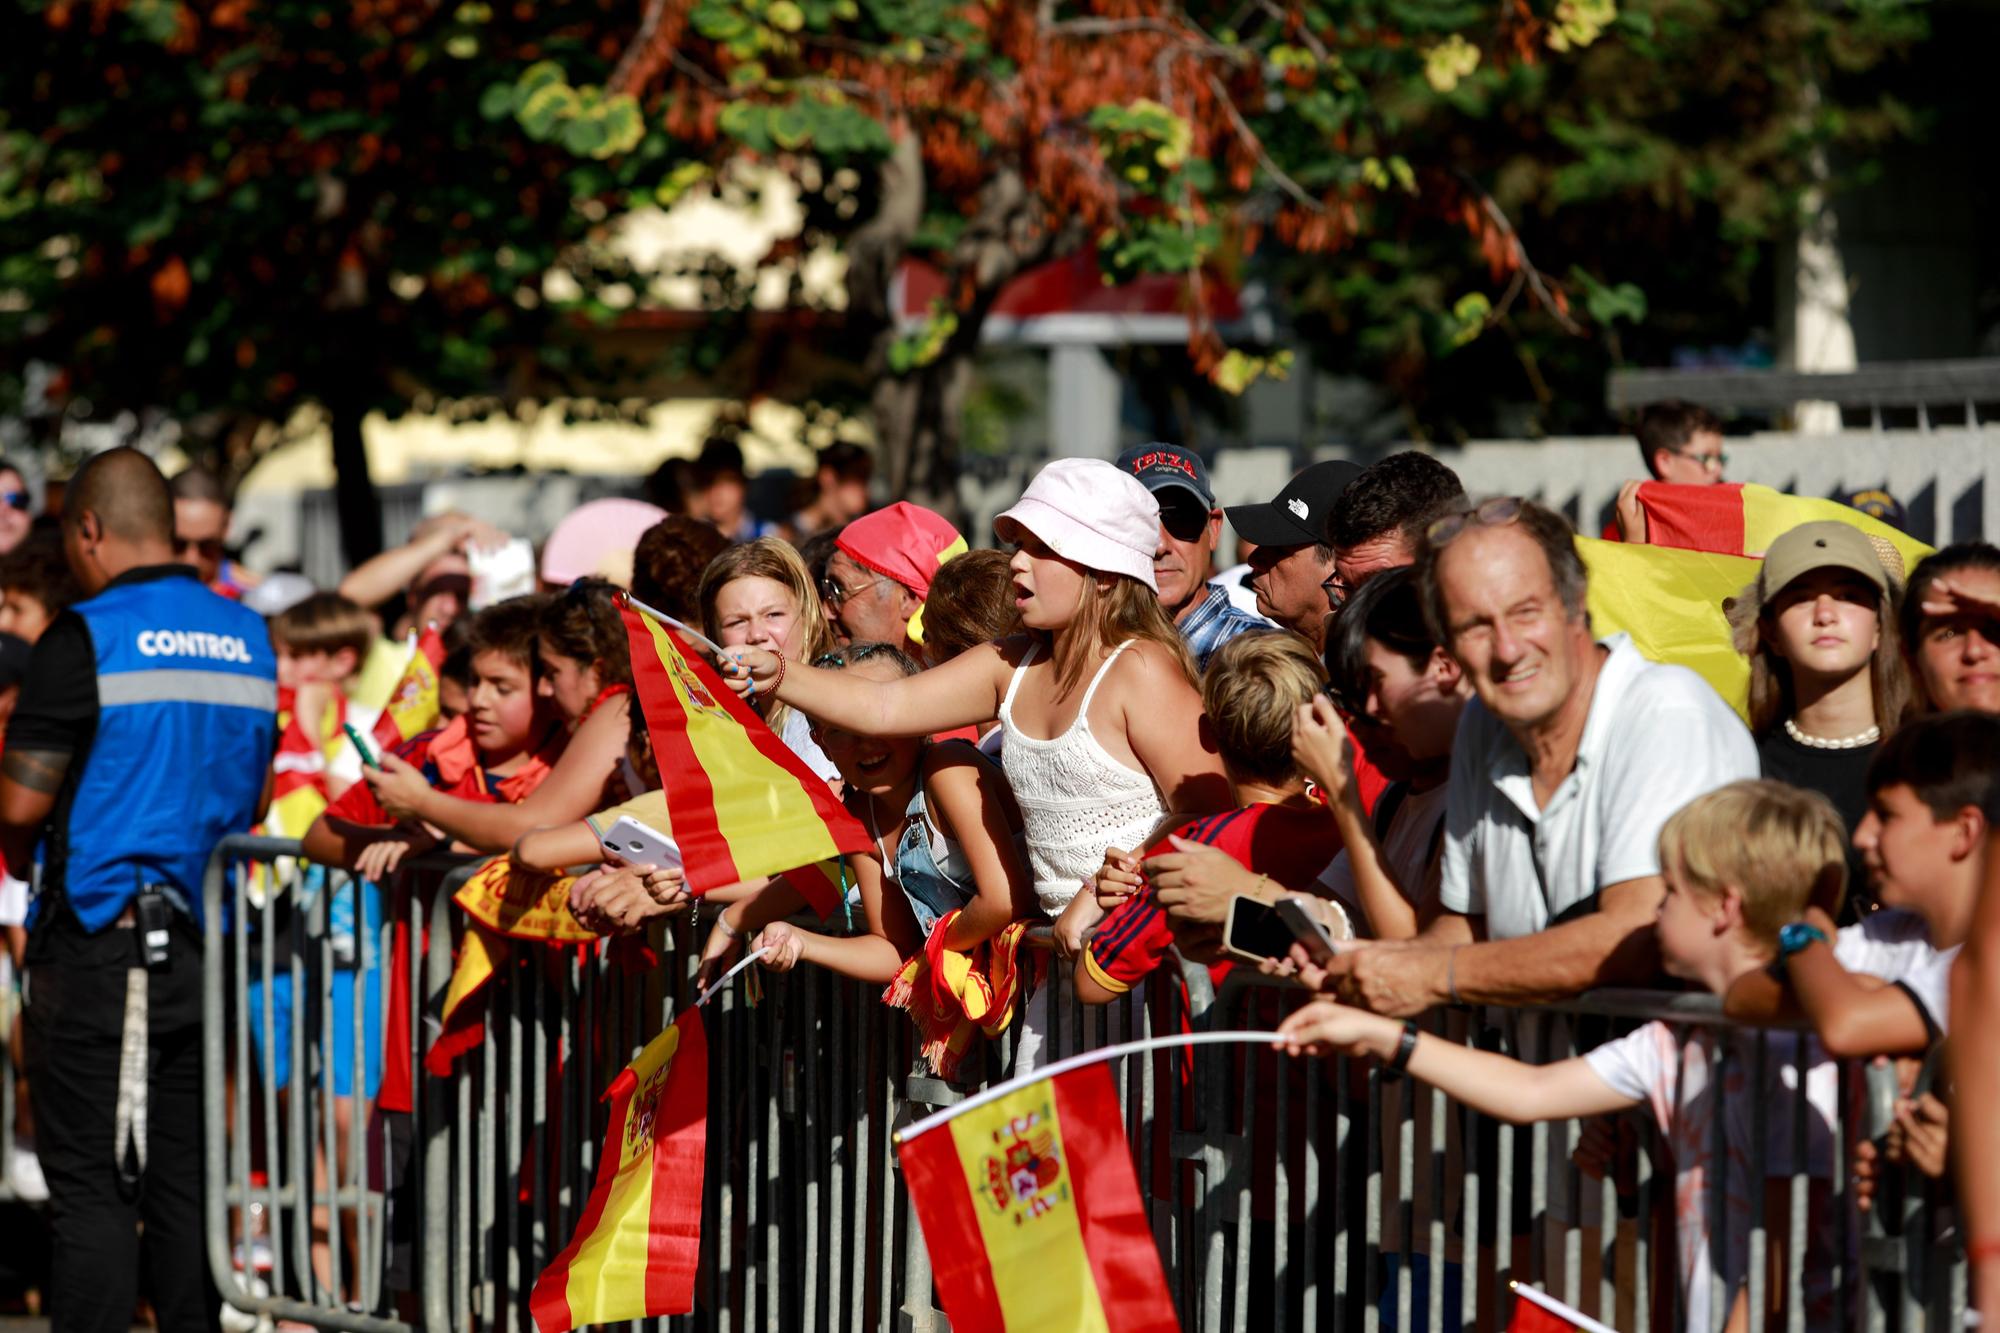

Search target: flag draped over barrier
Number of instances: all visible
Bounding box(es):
[893,1034,1257,1332]
[372,626,447,750]
[529,1010,708,1333]
[621,601,870,915]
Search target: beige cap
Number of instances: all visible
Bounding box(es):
[1759,521,1889,600]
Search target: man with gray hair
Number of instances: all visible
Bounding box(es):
[1315,496,1757,1012]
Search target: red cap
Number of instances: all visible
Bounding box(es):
[834,502,967,599]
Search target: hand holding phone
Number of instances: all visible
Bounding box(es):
[1274,896,1350,967]
[598,815,683,871]
[343,722,380,769]
[1223,895,1300,964]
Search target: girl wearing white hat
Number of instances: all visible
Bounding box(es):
[716,457,1231,936]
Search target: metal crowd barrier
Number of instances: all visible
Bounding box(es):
[202,837,1967,1332]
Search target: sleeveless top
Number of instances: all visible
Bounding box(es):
[998,640,1168,915]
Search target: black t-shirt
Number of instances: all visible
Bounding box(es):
[1757,725,1876,921]
[6,564,205,907]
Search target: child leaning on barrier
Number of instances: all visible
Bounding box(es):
[1277,779,1848,1333]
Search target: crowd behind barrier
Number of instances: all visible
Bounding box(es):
[199,838,1967,1333]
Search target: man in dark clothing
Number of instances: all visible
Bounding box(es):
[0,448,276,1333]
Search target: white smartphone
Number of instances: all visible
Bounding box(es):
[598,816,683,870]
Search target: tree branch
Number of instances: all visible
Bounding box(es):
[607,0,673,94]
[1206,72,1328,213]
[1455,169,1584,335]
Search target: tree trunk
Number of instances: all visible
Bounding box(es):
[326,394,382,568]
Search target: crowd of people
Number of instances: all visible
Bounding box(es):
[3,417,2000,1331]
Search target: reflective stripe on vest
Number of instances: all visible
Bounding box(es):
[98,669,278,711]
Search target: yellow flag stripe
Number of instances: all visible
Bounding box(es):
[560,1023,683,1316]
[1739,483,1934,574]
[641,618,844,874]
[944,1084,1111,1332]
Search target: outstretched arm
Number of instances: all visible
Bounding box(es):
[717,638,1009,739]
[1274,1000,1638,1124]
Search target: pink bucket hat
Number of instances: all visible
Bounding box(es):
[994,458,1160,591]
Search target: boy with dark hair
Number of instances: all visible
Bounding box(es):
[1611,400,1728,541]
[301,596,566,876]
[1725,710,2000,1052]
[0,531,80,645]
[266,591,382,811]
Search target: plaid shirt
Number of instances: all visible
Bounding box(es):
[1177,582,1273,672]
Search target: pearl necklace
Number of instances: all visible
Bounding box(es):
[1785,718,1881,751]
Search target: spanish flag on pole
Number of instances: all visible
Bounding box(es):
[371,625,448,750]
[1507,1282,1617,1332]
[529,1009,707,1333]
[898,1058,1179,1332]
[1577,537,1763,720]
[621,602,870,915]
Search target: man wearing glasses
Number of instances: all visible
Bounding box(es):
[822,501,966,657]
[1113,444,1269,672]
[1610,399,1728,542]
[168,466,260,601]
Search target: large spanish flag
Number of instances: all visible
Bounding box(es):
[529,1009,707,1333]
[372,626,448,750]
[1577,536,1762,719]
[898,1060,1179,1332]
[1632,481,1932,578]
[621,604,870,913]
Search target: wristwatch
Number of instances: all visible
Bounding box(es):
[1777,921,1829,961]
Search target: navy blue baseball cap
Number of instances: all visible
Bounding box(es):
[1115,443,1215,509]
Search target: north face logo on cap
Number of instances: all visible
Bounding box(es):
[1286,498,1310,520]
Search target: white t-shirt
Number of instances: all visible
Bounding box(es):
[1315,782,1448,936]
[1439,634,1759,941]
[1586,1022,1837,1333]
[1834,910,1958,1035]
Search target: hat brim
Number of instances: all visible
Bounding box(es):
[994,498,1159,592]
[1223,501,1322,549]
[1140,477,1216,510]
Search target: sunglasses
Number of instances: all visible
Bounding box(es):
[176,535,225,560]
[818,573,891,607]
[1,491,28,513]
[1157,500,1214,545]
[1424,495,1524,549]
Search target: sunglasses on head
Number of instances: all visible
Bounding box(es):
[1,491,29,513]
[1424,496,1524,549]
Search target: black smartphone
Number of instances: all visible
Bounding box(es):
[1223,895,1300,964]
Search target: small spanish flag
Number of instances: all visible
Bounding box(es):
[1631,481,1931,576]
[622,604,870,915]
[529,1010,708,1333]
[897,1060,1179,1332]
[372,626,448,751]
[1507,1282,1617,1332]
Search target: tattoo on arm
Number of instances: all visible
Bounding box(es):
[2,748,70,795]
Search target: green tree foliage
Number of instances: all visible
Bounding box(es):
[0,0,675,556]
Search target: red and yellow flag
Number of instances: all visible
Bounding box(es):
[372,626,448,751]
[1507,1283,1615,1332]
[529,1009,708,1333]
[1632,481,1932,577]
[898,1060,1179,1332]
[622,605,870,914]
[1577,536,1763,719]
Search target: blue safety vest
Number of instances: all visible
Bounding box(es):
[54,572,277,932]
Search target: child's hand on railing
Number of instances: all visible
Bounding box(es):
[1092,847,1142,908]
[1271,999,1397,1060]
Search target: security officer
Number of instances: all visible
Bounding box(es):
[0,448,276,1333]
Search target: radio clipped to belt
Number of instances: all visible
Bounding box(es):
[134,890,173,971]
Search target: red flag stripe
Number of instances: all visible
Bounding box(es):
[527,1056,641,1333]
[621,609,739,889]
[1054,1065,1181,1331]
[898,1120,1009,1332]
[644,1011,708,1314]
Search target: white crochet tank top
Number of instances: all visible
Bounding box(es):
[999,640,1168,915]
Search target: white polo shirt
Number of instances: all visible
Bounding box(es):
[1438,634,1759,941]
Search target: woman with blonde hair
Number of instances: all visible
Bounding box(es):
[698,537,839,783]
[1731,521,1911,917]
[716,459,1229,922]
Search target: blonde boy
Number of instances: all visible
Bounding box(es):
[1278,780,1847,1333]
